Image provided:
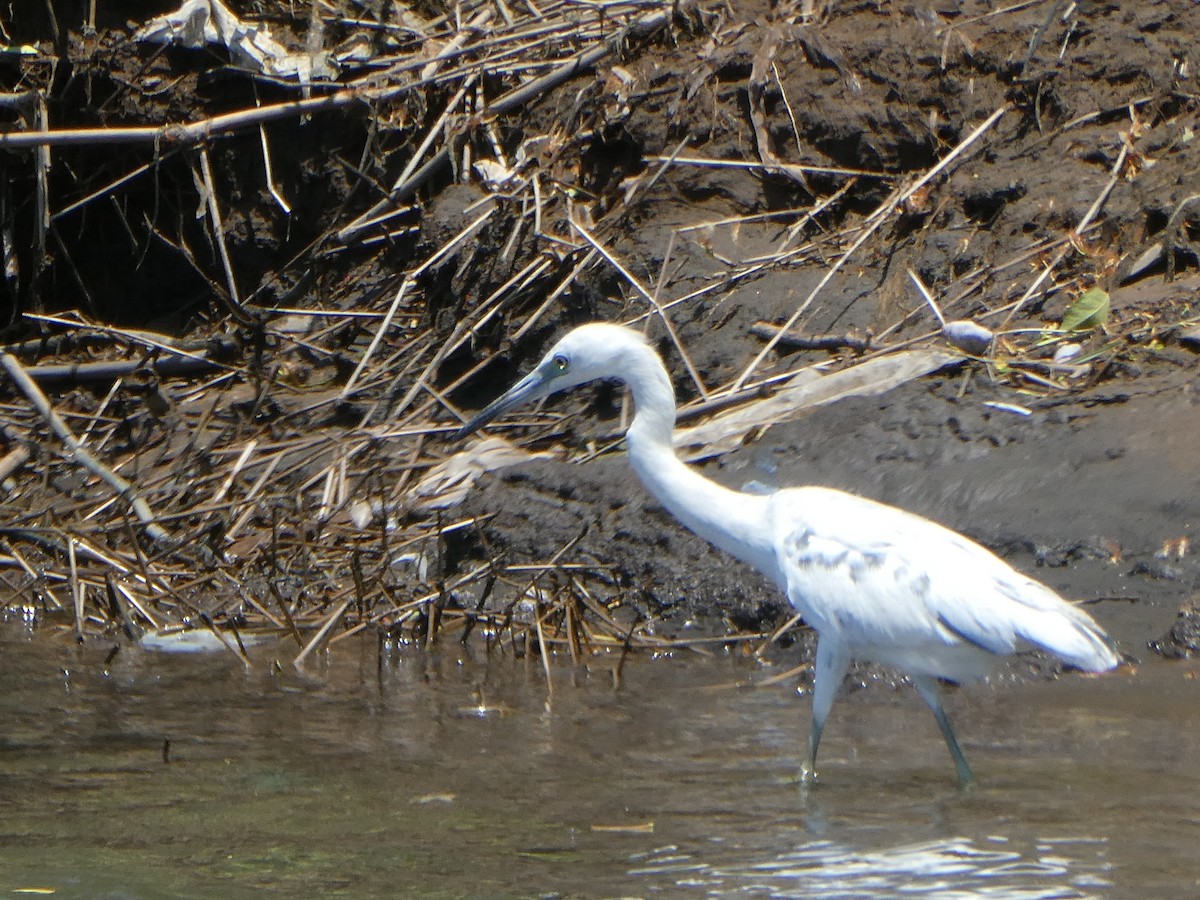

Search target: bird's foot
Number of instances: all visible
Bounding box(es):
[951,752,977,791]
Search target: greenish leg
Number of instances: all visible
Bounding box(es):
[913,675,976,788]
[802,637,850,783]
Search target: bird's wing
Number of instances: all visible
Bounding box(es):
[769,487,1115,670]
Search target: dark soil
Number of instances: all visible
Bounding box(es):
[2,1,1198,660]
[455,0,1200,653]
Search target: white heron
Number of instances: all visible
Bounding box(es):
[455,323,1120,785]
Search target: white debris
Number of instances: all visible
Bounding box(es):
[941,320,994,355]
[982,401,1033,417]
[1053,342,1082,364]
[133,0,333,81]
[410,437,556,511]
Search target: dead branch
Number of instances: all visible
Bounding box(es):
[336,0,691,242]
[0,352,174,546]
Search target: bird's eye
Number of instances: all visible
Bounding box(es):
[552,354,569,372]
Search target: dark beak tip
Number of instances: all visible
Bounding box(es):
[449,371,539,444]
[452,409,494,442]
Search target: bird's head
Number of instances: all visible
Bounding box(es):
[454,323,649,440]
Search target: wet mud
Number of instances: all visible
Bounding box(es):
[444,1,1200,657]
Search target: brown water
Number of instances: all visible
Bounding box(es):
[1,619,1197,899]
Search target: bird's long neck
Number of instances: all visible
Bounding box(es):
[621,346,778,583]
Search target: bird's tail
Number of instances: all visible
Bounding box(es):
[1019,602,1120,672]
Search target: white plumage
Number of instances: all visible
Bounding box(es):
[457,323,1119,785]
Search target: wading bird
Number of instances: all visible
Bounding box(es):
[456,323,1119,785]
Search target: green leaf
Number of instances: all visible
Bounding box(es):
[1061,287,1110,331]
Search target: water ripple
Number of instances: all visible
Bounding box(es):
[629,835,1111,899]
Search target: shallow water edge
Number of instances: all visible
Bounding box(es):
[1,625,1197,898]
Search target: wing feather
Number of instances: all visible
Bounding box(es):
[769,487,1117,674]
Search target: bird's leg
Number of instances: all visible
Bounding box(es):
[801,636,849,783]
[912,675,975,788]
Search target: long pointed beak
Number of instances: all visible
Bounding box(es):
[453,367,549,441]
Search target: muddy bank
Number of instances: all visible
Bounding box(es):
[0,1,1196,660]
